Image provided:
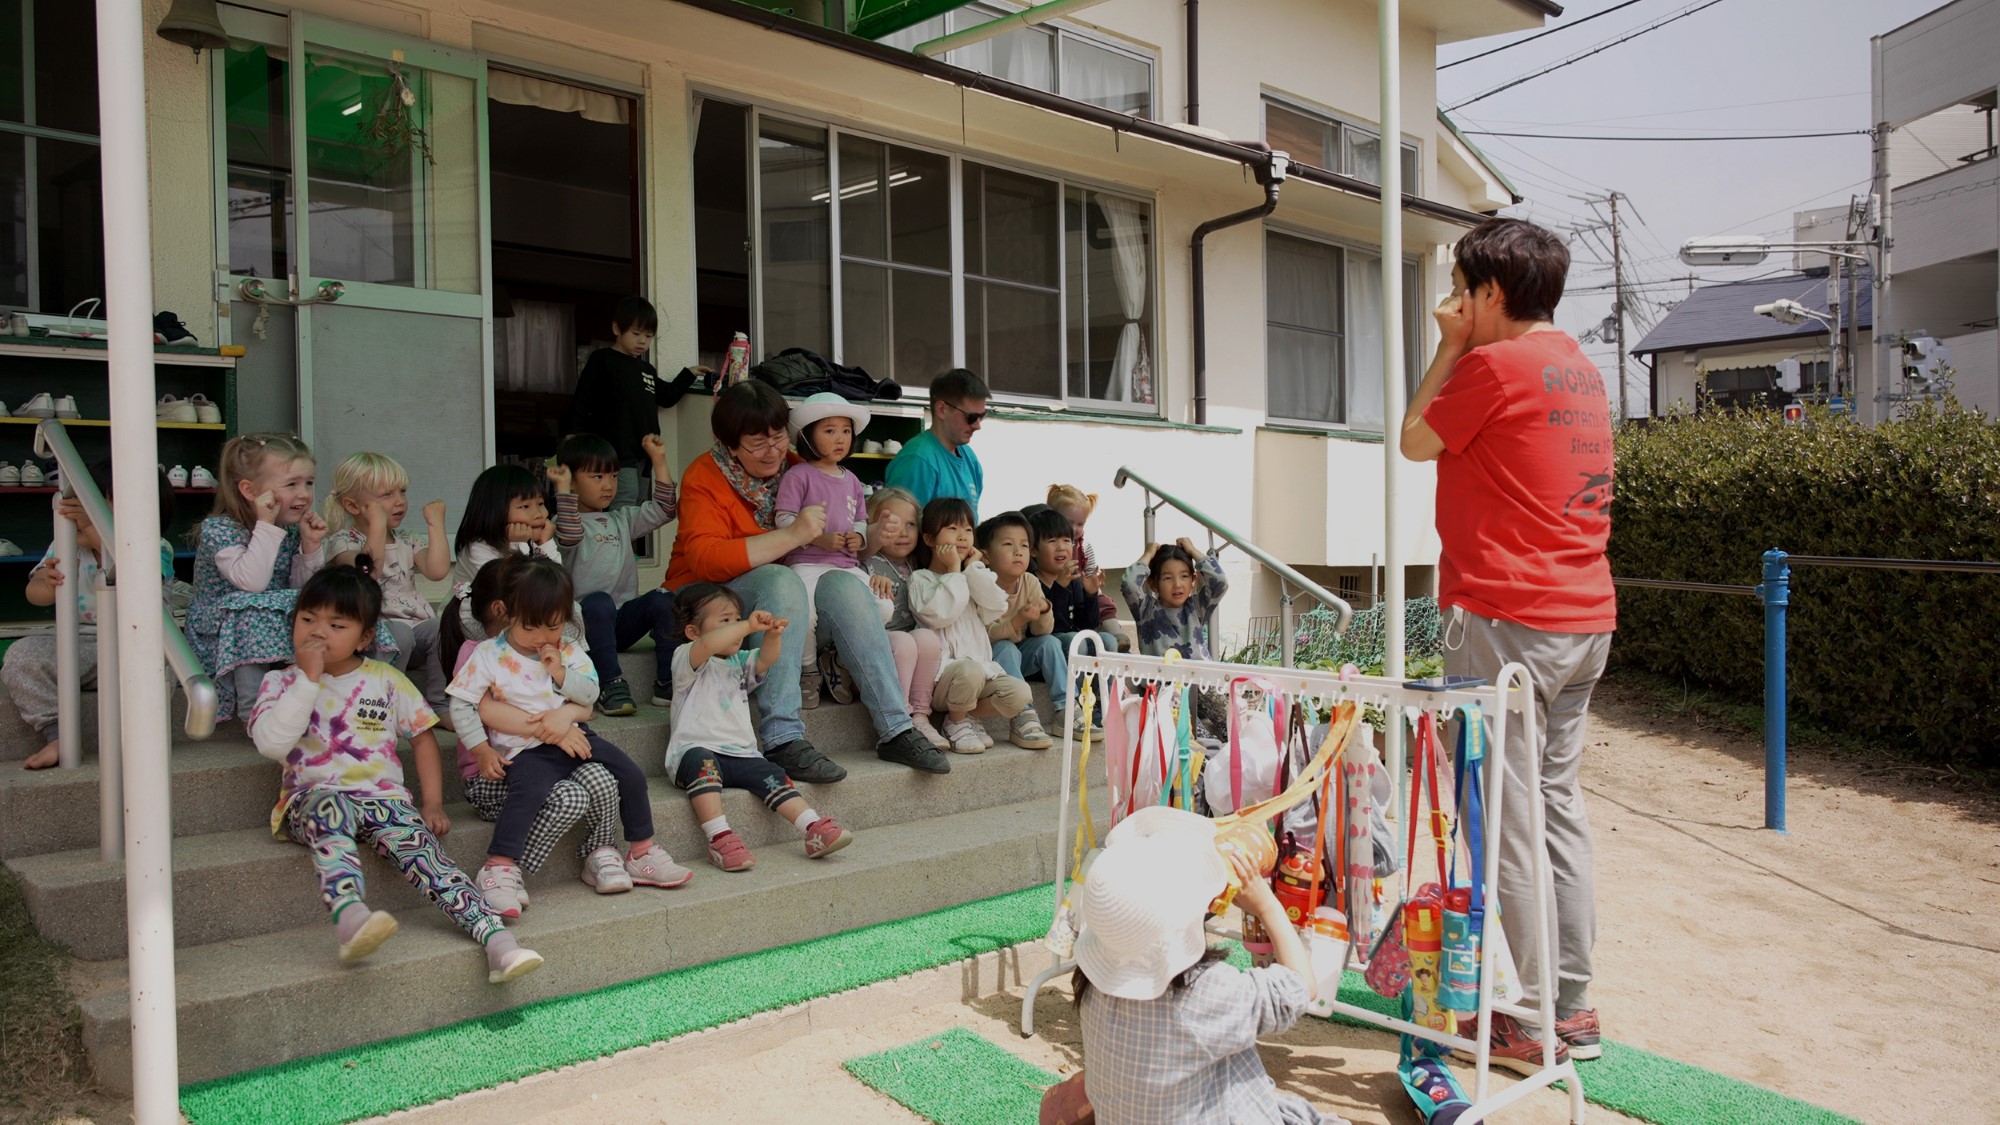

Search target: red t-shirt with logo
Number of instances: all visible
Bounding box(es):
[1422,331,1616,634]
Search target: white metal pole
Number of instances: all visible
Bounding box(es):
[96,573,122,862]
[96,1,179,1117]
[1379,0,1407,786]
[53,493,80,768]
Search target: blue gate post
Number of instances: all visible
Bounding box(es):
[1759,550,1790,833]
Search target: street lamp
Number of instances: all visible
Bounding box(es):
[1681,235,1876,403]
[1754,298,1832,329]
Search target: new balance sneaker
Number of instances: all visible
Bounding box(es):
[706,830,755,872]
[876,727,951,774]
[188,393,221,424]
[15,392,55,419]
[766,738,846,783]
[476,862,525,918]
[1009,712,1054,750]
[1454,1012,1569,1077]
[943,716,987,755]
[165,465,189,488]
[626,846,694,888]
[189,465,217,489]
[598,677,637,717]
[19,462,43,487]
[651,677,673,707]
[52,395,79,420]
[580,845,634,894]
[0,462,19,487]
[909,713,950,751]
[155,395,198,423]
[803,816,853,859]
[1555,1009,1602,1061]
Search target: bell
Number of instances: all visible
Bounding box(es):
[156,0,229,54]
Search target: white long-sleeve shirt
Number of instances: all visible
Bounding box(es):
[215,521,323,591]
[908,560,1010,680]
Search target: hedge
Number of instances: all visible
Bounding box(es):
[1608,403,2000,763]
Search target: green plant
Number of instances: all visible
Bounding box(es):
[1609,401,2000,763]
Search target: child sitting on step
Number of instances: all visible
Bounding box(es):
[907,497,1033,755]
[438,557,629,893]
[862,487,948,752]
[448,556,690,916]
[774,392,880,708]
[248,563,543,982]
[321,451,453,708]
[667,582,853,872]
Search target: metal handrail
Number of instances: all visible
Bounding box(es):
[1113,467,1353,667]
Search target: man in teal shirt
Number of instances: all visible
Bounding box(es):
[886,368,986,515]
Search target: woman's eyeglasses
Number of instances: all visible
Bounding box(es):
[740,432,789,455]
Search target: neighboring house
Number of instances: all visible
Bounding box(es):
[1872,0,2000,419]
[1634,269,1874,415]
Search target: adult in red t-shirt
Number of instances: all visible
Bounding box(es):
[1401,217,1613,1073]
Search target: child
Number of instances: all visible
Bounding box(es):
[7,461,175,769]
[188,434,392,723]
[551,431,681,717]
[1123,538,1229,661]
[450,464,558,586]
[438,558,627,891]
[774,392,876,708]
[668,583,854,872]
[976,511,1058,751]
[446,556,689,915]
[322,452,451,704]
[1047,483,1119,629]
[248,564,542,982]
[862,487,948,751]
[1027,507,1121,668]
[1072,806,1342,1124]
[906,498,1033,754]
[561,295,700,509]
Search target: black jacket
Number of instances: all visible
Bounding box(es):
[563,349,698,465]
[1037,571,1102,634]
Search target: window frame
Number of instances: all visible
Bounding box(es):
[1260,93,1420,194]
[0,0,103,315]
[1262,222,1425,433]
[881,2,1159,121]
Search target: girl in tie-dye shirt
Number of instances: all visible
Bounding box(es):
[249,563,544,983]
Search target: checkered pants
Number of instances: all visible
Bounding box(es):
[464,762,621,874]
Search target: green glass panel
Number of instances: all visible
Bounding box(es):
[846,0,983,41]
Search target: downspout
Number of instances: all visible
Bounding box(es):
[1185,0,1198,126]
[1192,151,1288,425]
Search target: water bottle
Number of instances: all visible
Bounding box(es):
[1439,886,1481,1013]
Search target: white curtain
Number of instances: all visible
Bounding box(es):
[488,70,630,125]
[1346,252,1386,431]
[1097,194,1152,404]
[494,299,575,393]
[1264,233,1340,423]
[1060,38,1151,117]
[957,25,1055,90]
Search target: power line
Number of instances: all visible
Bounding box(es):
[1469,90,1870,127]
[1447,0,1734,111]
[1438,0,1656,70]
[1463,129,1868,142]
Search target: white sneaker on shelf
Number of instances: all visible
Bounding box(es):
[52,394,79,420]
[0,402,11,416]
[0,462,19,487]
[0,539,21,557]
[20,462,45,487]
[166,465,189,488]
[15,392,55,419]
[155,395,197,424]
[188,393,221,425]
[881,439,904,455]
[188,465,216,489]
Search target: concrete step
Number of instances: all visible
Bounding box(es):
[78,792,1087,1091]
[10,732,1070,960]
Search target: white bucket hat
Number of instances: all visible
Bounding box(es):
[788,391,872,442]
[1072,806,1230,1001]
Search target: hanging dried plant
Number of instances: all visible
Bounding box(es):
[362,60,433,166]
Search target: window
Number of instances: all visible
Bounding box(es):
[1263,97,1419,192]
[879,4,1154,120]
[1265,230,1422,430]
[1701,361,1827,412]
[0,0,103,314]
[693,102,1156,410]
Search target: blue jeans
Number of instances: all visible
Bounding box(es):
[579,589,680,686]
[991,633,1069,710]
[728,564,911,748]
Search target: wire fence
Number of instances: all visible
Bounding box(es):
[1238,596,1444,671]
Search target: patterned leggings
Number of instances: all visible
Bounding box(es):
[464,763,621,874]
[283,788,502,944]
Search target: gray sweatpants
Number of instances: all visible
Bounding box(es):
[2,634,94,740]
[385,617,447,712]
[1444,607,1611,1027]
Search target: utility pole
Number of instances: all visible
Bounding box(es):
[1609,191,1627,420]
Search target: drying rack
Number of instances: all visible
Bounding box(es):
[1020,637,1585,1123]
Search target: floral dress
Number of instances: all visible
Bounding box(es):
[188,515,398,720]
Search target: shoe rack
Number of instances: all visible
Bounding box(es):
[0,335,236,624]
[833,396,925,496]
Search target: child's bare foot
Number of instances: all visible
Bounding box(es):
[22,741,58,769]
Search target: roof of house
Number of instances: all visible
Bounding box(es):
[1630,268,1873,355]
[1438,110,1522,204]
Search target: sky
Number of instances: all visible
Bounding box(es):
[1435,0,1943,415]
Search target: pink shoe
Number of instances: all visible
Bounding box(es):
[707,830,756,872]
[625,846,693,888]
[909,713,950,751]
[804,816,853,859]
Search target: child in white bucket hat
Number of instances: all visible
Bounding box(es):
[774,392,887,707]
[1072,806,1350,1125]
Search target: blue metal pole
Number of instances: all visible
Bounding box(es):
[1760,550,1790,833]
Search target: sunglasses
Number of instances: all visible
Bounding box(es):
[941,401,987,425]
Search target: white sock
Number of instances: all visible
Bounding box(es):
[701,815,730,839]
[795,809,822,833]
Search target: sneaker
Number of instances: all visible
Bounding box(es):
[822,647,856,705]
[0,462,18,487]
[155,394,197,423]
[19,462,43,487]
[803,816,853,859]
[598,677,637,717]
[486,944,544,985]
[1010,712,1053,750]
[910,713,950,751]
[337,909,399,963]
[1555,1009,1603,1061]
[52,395,79,420]
[978,722,995,749]
[580,845,634,894]
[0,540,23,557]
[766,738,847,783]
[881,439,904,455]
[188,465,216,489]
[876,727,951,774]
[15,392,55,419]
[943,716,987,755]
[188,393,221,424]
[625,846,694,888]
[706,830,755,872]
[476,862,525,919]
[153,310,199,347]
[799,667,821,709]
[1454,1012,1568,1077]
[166,465,189,488]
[1071,708,1104,743]
[650,677,673,707]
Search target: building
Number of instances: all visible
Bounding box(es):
[1634,267,1874,414]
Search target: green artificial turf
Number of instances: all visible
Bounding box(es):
[845,1027,1056,1125]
